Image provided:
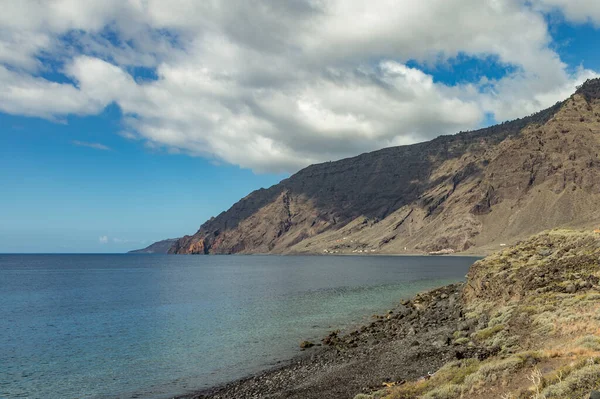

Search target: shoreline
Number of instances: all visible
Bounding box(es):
[176,251,489,258]
[176,282,490,399]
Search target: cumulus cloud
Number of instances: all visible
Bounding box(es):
[99,235,108,244]
[0,0,598,172]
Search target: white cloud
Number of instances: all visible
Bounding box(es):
[72,140,111,151]
[99,235,144,245]
[0,0,598,172]
[112,237,143,244]
[0,66,99,119]
[532,0,600,25]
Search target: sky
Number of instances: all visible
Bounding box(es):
[2,1,600,253]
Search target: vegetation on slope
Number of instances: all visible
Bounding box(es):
[357,230,600,399]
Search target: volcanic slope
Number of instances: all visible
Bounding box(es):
[169,80,600,255]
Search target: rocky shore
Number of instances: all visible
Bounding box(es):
[178,230,600,399]
[179,283,492,399]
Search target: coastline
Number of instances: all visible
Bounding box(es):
[176,282,490,399]
[214,251,489,258]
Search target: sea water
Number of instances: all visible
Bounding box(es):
[0,254,477,399]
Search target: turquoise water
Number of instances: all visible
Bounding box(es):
[0,254,476,399]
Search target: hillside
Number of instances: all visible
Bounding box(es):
[129,238,179,254]
[365,230,600,399]
[168,79,600,255]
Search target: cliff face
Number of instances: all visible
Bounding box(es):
[169,79,600,255]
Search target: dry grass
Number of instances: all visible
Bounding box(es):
[356,230,600,399]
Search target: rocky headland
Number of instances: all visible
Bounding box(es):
[181,230,600,399]
[129,238,179,254]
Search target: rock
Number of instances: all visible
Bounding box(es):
[448,295,457,306]
[477,315,489,329]
[458,321,472,331]
[589,391,600,399]
[396,306,411,318]
[322,331,340,346]
[565,284,577,293]
[300,341,314,349]
[538,248,552,257]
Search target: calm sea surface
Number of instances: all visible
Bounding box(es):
[0,254,477,399]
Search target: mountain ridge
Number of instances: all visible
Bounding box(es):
[164,79,600,255]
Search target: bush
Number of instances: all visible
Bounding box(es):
[463,356,525,390]
[474,324,505,341]
[421,384,462,399]
[577,336,600,351]
[542,364,600,398]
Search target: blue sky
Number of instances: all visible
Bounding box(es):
[0,109,285,252]
[2,1,600,252]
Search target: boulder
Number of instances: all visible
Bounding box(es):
[300,341,314,349]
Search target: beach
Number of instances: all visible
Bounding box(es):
[180,283,491,399]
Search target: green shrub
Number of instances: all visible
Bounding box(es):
[454,337,470,345]
[542,364,600,397]
[435,359,481,385]
[463,356,525,389]
[473,324,505,341]
[488,306,515,327]
[577,335,600,351]
[421,384,462,399]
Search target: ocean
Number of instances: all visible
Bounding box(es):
[0,254,477,399]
